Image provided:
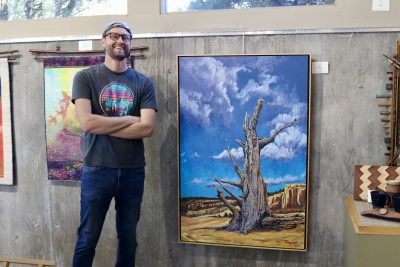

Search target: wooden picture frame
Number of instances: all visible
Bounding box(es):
[177,54,311,250]
[0,58,14,185]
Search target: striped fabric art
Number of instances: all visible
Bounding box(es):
[353,165,400,200]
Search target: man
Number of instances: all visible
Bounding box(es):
[71,21,157,267]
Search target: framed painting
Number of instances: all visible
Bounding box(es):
[177,54,311,251]
[44,56,104,181]
[0,58,14,185]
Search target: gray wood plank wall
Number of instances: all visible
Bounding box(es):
[1,32,399,267]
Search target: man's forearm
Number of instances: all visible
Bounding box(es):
[75,98,140,135]
[82,114,140,135]
[108,109,156,139]
[108,121,155,139]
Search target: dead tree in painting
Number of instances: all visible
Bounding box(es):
[215,98,296,234]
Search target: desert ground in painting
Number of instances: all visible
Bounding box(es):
[180,212,306,250]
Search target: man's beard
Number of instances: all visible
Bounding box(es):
[107,45,130,61]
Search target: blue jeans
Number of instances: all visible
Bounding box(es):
[72,165,145,267]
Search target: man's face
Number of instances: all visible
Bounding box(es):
[102,27,131,61]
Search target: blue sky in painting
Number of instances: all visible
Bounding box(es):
[179,55,309,198]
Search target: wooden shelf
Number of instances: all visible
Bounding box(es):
[345,195,400,235]
[0,256,56,267]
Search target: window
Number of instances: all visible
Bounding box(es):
[0,0,127,21]
[163,0,335,13]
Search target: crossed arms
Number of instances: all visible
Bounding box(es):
[74,98,156,139]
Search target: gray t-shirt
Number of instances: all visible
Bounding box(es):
[72,63,157,168]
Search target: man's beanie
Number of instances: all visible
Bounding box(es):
[102,21,132,37]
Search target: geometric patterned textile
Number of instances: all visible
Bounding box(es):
[353,165,400,200]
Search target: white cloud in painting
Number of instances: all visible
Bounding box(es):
[180,56,305,132]
[250,56,285,75]
[268,86,294,108]
[189,178,204,185]
[191,152,201,158]
[180,87,213,126]
[231,56,287,105]
[211,147,243,160]
[212,123,306,162]
[205,182,218,189]
[234,74,279,104]
[205,177,240,190]
[261,144,295,161]
[265,173,305,186]
[261,126,307,161]
[179,57,245,126]
[271,102,307,126]
[256,102,307,161]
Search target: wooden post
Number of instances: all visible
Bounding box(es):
[390,41,400,164]
[396,40,400,165]
[384,40,400,165]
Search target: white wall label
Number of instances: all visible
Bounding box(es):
[372,0,390,11]
[312,62,329,74]
[78,40,93,51]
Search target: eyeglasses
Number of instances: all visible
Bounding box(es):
[104,32,131,42]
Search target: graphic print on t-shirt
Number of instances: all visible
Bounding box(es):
[100,83,136,117]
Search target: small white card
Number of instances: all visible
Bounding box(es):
[372,0,390,11]
[368,190,373,203]
[78,40,93,51]
[312,62,329,74]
